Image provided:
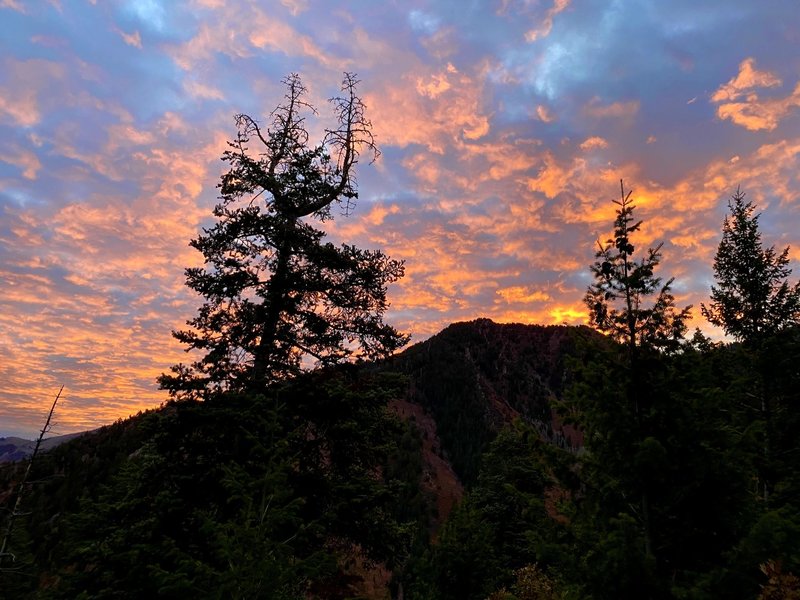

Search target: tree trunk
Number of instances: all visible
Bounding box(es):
[251,221,294,388]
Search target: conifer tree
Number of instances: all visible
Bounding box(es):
[160,73,408,399]
[701,187,800,345]
[586,180,692,355]
[581,180,691,571]
[702,188,800,506]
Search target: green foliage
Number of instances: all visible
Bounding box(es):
[160,73,407,399]
[702,187,800,345]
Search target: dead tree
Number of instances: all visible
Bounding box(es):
[0,385,63,572]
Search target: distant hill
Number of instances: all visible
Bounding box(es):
[0,432,87,463]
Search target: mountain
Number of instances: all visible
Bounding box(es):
[386,318,598,482]
[0,319,597,598]
[2,319,797,599]
[0,432,87,463]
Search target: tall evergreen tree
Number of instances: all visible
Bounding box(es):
[586,180,692,354]
[702,188,800,507]
[160,73,408,399]
[581,180,691,580]
[701,187,800,345]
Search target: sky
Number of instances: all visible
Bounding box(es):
[1,0,800,438]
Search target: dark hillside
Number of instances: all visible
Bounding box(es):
[386,319,602,482]
[0,369,420,599]
[4,322,798,599]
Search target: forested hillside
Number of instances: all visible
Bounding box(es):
[2,320,799,598]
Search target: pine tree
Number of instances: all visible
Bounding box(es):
[160,73,408,399]
[701,187,800,345]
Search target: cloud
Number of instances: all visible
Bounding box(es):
[280,0,308,16]
[118,29,142,48]
[0,0,25,12]
[366,63,492,152]
[580,136,608,150]
[583,97,640,119]
[0,59,64,127]
[711,58,781,103]
[183,78,225,100]
[0,146,42,179]
[525,0,570,42]
[536,105,555,123]
[497,286,551,304]
[3,0,800,438]
[168,4,334,71]
[711,58,800,131]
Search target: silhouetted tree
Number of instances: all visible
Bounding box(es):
[702,188,800,506]
[586,180,692,354]
[581,180,691,577]
[160,73,408,399]
[702,187,800,345]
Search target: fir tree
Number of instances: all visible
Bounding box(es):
[160,73,408,399]
[702,188,800,506]
[586,180,692,355]
[581,180,691,579]
[701,187,800,345]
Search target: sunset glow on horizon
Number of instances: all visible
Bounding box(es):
[2,1,800,438]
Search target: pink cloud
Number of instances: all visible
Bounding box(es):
[169,4,335,71]
[0,0,25,12]
[183,78,225,100]
[536,104,555,123]
[280,0,309,16]
[0,146,41,179]
[117,29,142,48]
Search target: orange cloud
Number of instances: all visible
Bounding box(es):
[583,97,640,119]
[711,58,781,103]
[526,0,570,42]
[714,85,800,131]
[366,64,491,152]
[580,136,608,150]
[711,58,800,131]
[497,286,551,304]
